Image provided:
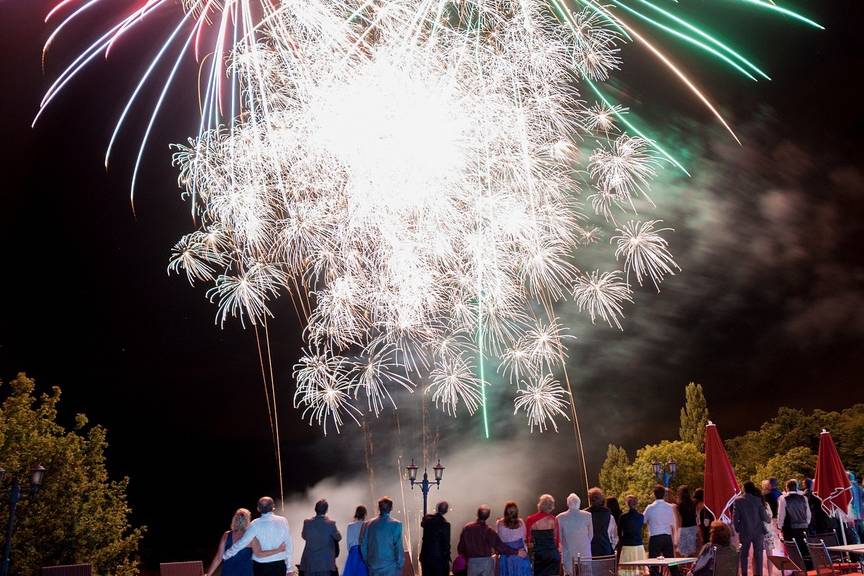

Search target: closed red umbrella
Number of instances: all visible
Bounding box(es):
[703,421,740,521]
[814,429,852,514]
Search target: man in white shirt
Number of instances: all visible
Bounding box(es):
[643,485,678,576]
[224,496,294,576]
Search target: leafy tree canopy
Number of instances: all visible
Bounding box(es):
[598,381,863,509]
[0,373,144,576]
[679,383,709,452]
[599,444,631,499]
[754,446,816,485]
[599,440,704,509]
[726,404,864,480]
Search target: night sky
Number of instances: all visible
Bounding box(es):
[1,0,862,570]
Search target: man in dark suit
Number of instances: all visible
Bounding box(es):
[733,482,770,576]
[300,500,342,576]
[420,501,451,576]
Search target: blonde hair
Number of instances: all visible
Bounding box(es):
[232,508,252,532]
[538,494,555,513]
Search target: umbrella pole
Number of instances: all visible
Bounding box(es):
[836,507,849,546]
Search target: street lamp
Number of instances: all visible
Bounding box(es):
[406,458,445,517]
[651,458,677,489]
[0,464,47,576]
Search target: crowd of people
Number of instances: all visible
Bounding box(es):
[202,474,864,576]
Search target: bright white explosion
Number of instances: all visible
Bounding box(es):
[169,0,678,434]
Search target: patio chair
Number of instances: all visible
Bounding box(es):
[712,545,739,576]
[806,540,863,576]
[808,533,858,573]
[787,539,814,572]
[574,554,616,576]
[768,554,813,576]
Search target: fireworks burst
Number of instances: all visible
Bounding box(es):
[168,0,682,434]
[35,0,821,434]
[35,0,821,192]
[514,375,572,433]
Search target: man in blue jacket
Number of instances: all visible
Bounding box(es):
[361,498,404,576]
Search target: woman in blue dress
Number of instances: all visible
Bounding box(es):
[497,502,533,576]
[343,505,368,576]
[206,508,286,576]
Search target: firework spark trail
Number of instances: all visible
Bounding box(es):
[35,0,821,187]
[35,0,821,435]
[168,0,684,434]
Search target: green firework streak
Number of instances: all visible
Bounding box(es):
[615,0,769,80]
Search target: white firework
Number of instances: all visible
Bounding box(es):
[206,263,282,328]
[584,103,627,134]
[524,318,574,372]
[612,220,680,290]
[169,0,678,432]
[589,135,660,210]
[514,374,571,433]
[428,356,484,417]
[168,231,226,284]
[572,270,633,330]
[293,347,361,435]
[348,346,414,417]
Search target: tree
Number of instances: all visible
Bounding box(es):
[599,444,631,498]
[726,405,864,480]
[753,446,816,484]
[624,441,705,508]
[679,382,709,451]
[0,373,144,576]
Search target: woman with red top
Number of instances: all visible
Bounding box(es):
[526,494,561,576]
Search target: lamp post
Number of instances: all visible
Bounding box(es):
[651,458,677,489]
[405,459,445,517]
[0,465,46,576]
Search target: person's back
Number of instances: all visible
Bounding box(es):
[734,484,769,576]
[644,486,677,576]
[223,531,254,576]
[733,493,766,538]
[420,502,451,576]
[458,505,519,576]
[585,488,616,557]
[588,504,614,556]
[618,508,644,547]
[804,481,832,534]
[223,497,294,576]
[343,506,368,576]
[361,498,403,576]
[251,513,292,556]
[644,498,674,537]
[780,491,809,534]
[557,494,592,575]
[420,512,450,562]
[346,521,364,550]
[618,496,646,576]
[301,501,341,576]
